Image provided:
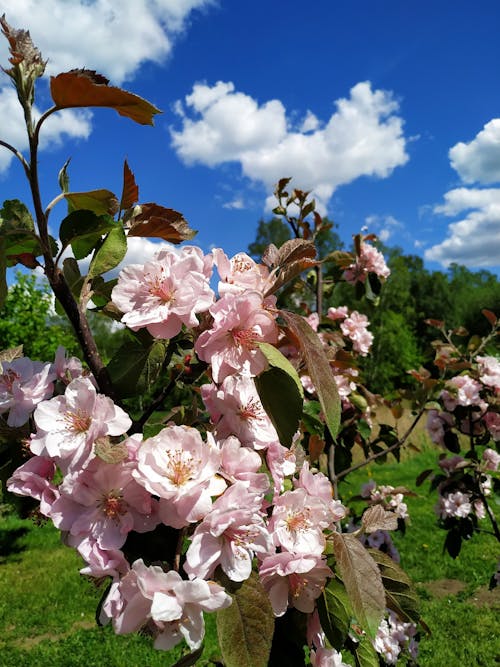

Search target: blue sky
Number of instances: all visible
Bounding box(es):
[1,0,500,274]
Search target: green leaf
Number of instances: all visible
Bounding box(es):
[254,366,303,447]
[257,342,303,397]
[63,189,119,216]
[317,577,352,650]
[170,645,204,667]
[280,310,341,440]
[332,533,385,639]
[106,338,167,398]
[0,199,35,232]
[368,549,420,625]
[216,571,274,667]
[352,635,380,667]
[88,226,127,278]
[59,210,116,259]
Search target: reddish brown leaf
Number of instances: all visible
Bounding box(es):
[280,310,340,440]
[126,203,197,243]
[120,160,139,211]
[361,505,398,534]
[276,238,316,267]
[50,70,161,125]
[265,257,318,296]
[482,309,498,326]
[424,318,444,329]
[261,243,280,268]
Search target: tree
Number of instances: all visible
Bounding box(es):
[0,272,79,360]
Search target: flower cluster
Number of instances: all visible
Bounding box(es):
[420,321,500,561]
[6,245,366,656]
[343,240,391,285]
[373,611,419,665]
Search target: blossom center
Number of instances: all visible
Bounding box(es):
[238,398,264,421]
[147,271,176,303]
[285,509,311,534]
[64,409,92,433]
[1,369,20,391]
[231,327,258,349]
[165,450,197,486]
[100,490,127,519]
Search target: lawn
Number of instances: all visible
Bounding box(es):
[0,441,498,666]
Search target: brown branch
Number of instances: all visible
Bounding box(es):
[334,406,426,482]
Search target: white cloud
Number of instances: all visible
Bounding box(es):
[0,85,92,174]
[300,110,320,133]
[222,198,245,210]
[424,200,500,267]
[0,0,213,84]
[171,80,409,210]
[449,119,500,185]
[364,213,403,242]
[426,121,500,268]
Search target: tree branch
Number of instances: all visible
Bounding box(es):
[334,406,426,482]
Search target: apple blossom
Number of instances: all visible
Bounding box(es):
[29,376,131,473]
[111,245,214,339]
[133,425,225,527]
[259,551,332,616]
[184,482,272,581]
[201,374,279,449]
[195,290,278,382]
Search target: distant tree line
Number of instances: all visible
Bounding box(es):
[249,218,500,394]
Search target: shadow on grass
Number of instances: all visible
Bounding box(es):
[0,525,29,563]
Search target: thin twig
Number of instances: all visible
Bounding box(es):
[335,406,426,482]
[0,139,30,176]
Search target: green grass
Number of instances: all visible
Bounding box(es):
[340,442,500,666]
[1,442,499,666]
[0,516,222,667]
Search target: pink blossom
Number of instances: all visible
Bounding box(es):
[53,346,89,385]
[343,242,390,284]
[483,413,500,441]
[426,409,454,445]
[326,306,348,321]
[482,447,500,471]
[202,375,278,449]
[111,245,214,339]
[310,648,350,667]
[50,457,159,550]
[477,355,500,392]
[0,357,55,427]
[151,575,231,651]
[195,291,278,383]
[29,377,131,473]
[259,552,332,616]
[305,312,320,331]
[133,425,225,528]
[442,375,485,410]
[6,455,58,516]
[438,455,467,475]
[340,311,373,356]
[219,436,270,496]
[66,534,129,578]
[268,488,332,555]
[294,462,346,522]
[436,491,472,519]
[101,559,231,651]
[213,248,270,295]
[374,612,418,665]
[266,441,296,503]
[184,482,272,582]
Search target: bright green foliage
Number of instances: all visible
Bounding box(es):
[0,272,79,360]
